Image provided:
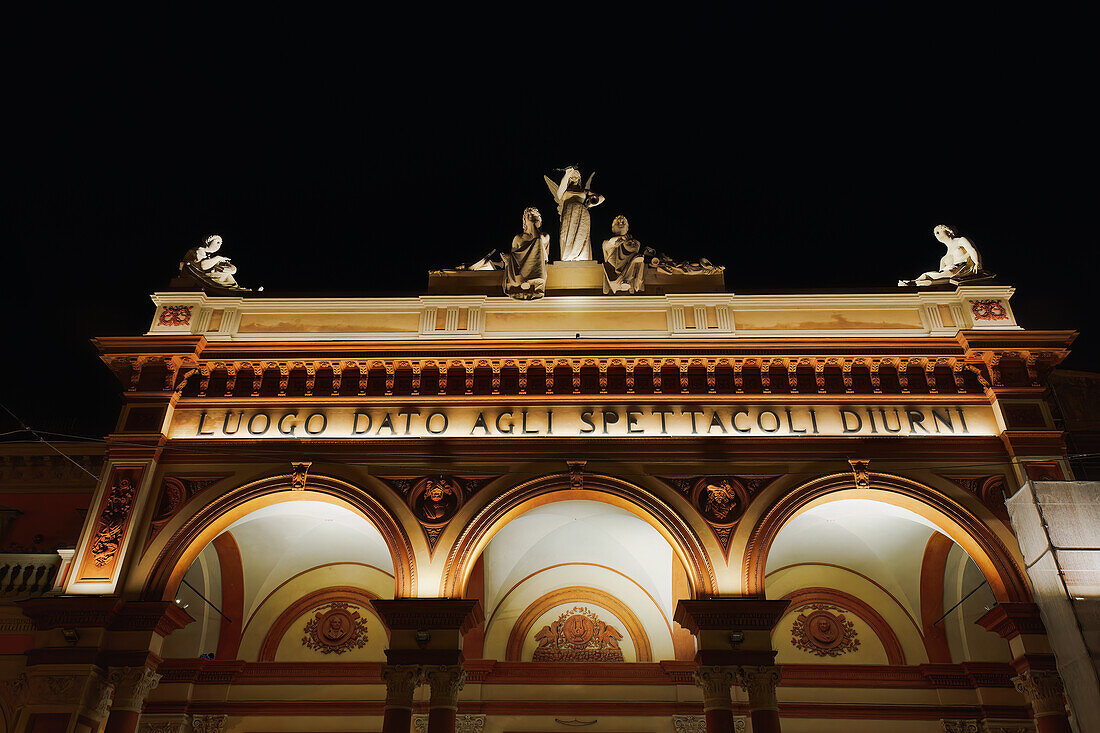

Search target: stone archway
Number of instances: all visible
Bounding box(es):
[143,472,416,601]
[440,471,716,599]
[742,471,1031,603]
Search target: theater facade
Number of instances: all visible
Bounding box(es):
[0,242,1086,733]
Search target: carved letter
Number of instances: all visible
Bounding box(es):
[353,412,372,434]
[579,410,596,434]
[602,410,620,434]
[839,408,863,433]
[906,409,928,433]
[247,412,270,435]
[278,412,298,435]
[732,410,751,433]
[627,411,644,433]
[652,409,675,434]
[197,412,215,435]
[758,410,780,433]
[426,412,448,434]
[784,408,807,434]
[495,410,515,434]
[931,409,953,433]
[399,409,421,435]
[305,413,327,435]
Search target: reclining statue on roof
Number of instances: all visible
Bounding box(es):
[898,225,992,287]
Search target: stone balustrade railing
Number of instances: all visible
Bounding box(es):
[0,553,62,598]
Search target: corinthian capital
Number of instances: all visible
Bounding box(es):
[381,664,422,708]
[693,666,735,711]
[1012,669,1066,717]
[735,665,781,710]
[425,665,466,709]
[108,666,162,712]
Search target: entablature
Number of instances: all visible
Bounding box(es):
[146,286,1022,342]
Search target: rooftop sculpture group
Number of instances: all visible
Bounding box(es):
[175,169,992,299]
[454,166,723,299]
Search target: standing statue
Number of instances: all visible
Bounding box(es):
[601,215,646,294]
[180,235,247,290]
[544,166,605,261]
[898,225,990,287]
[502,207,550,299]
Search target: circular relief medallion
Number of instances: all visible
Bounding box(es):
[692,478,747,525]
[791,604,859,657]
[410,477,463,524]
[302,601,368,654]
[561,613,596,645]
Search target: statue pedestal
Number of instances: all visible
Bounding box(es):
[429,261,725,296]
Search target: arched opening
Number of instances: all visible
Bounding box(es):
[440,472,715,599]
[744,472,1030,603]
[143,474,414,602]
[161,499,397,662]
[473,499,695,663]
[746,473,1030,668]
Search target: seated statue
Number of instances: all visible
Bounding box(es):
[898,225,992,287]
[180,235,247,290]
[602,215,646,294]
[502,207,550,299]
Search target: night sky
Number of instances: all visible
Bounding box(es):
[3,8,1092,438]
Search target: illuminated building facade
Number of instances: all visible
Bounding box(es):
[0,259,1090,733]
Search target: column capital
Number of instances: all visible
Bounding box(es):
[674,599,790,634]
[1012,668,1067,718]
[190,714,229,733]
[976,602,1045,639]
[425,665,466,710]
[370,599,483,633]
[693,665,736,711]
[735,665,781,711]
[380,664,422,708]
[107,665,161,712]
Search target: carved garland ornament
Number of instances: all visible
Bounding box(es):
[158,305,193,326]
[90,477,137,567]
[533,606,624,662]
[301,601,368,654]
[790,604,860,657]
[970,299,1008,321]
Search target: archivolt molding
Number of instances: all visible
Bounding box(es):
[504,586,652,662]
[742,472,1031,603]
[142,471,416,601]
[440,472,716,599]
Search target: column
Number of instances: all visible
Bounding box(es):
[736,665,781,733]
[675,598,790,733]
[425,665,466,733]
[1013,669,1071,733]
[977,603,1072,732]
[105,666,161,733]
[380,665,422,733]
[371,599,483,733]
[693,666,736,733]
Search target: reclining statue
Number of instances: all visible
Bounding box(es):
[898,225,992,287]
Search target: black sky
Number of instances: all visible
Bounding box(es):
[2,7,1093,437]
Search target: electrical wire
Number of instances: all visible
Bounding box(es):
[0,404,102,481]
